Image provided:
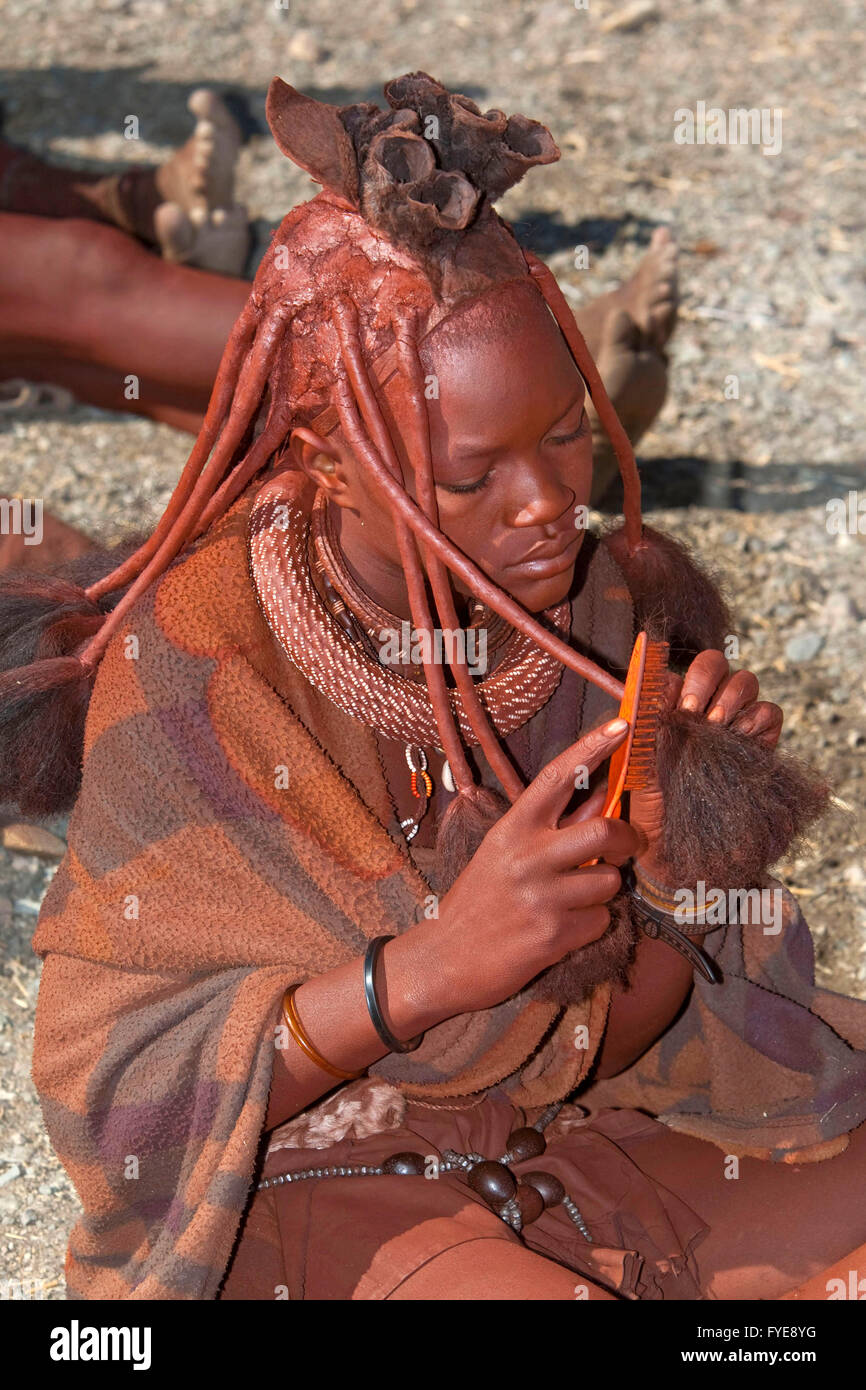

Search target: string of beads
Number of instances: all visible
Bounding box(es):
[257,1102,592,1240]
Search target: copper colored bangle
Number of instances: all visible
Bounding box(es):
[632,863,695,917]
[282,986,364,1082]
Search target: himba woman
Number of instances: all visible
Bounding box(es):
[9,73,866,1301]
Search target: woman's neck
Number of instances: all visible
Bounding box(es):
[332,503,472,626]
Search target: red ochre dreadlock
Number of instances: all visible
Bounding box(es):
[0,72,827,876]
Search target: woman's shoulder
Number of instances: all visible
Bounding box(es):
[151,489,265,662]
[85,490,272,747]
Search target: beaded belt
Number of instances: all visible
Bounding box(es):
[257,1100,592,1240]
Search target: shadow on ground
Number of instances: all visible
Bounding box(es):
[599,457,866,515]
[0,65,490,156]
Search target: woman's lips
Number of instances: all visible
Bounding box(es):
[505,532,581,578]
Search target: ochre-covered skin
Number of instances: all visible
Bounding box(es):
[29,479,866,1302]
[0,71,826,895]
[13,68,866,1306]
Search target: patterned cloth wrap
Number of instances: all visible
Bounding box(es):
[31,478,866,1299]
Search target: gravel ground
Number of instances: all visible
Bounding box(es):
[0,0,863,1299]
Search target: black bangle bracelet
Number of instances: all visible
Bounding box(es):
[363,935,424,1054]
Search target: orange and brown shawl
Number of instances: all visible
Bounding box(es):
[32,481,866,1300]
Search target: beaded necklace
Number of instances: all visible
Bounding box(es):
[249,474,570,838]
[311,487,514,678]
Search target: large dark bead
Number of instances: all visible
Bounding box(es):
[523,1170,565,1208]
[381,1151,426,1176]
[506,1127,546,1162]
[516,1183,545,1226]
[468,1160,517,1208]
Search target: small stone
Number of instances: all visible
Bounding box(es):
[784,632,824,664]
[287,30,323,63]
[8,853,40,873]
[821,592,857,629]
[600,1,659,33]
[19,1208,37,1226]
[0,1165,22,1188]
[1,824,66,859]
[12,899,42,917]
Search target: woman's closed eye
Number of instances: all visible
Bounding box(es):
[547,407,589,447]
[440,471,493,495]
[437,407,588,494]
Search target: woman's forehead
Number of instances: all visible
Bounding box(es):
[377,321,585,469]
[312,280,582,447]
[418,277,560,359]
[420,295,584,422]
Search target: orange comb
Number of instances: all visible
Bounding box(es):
[581,630,669,866]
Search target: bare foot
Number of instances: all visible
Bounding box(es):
[578,227,678,358]
[154,90,240,220]
[152,90,249,277]
[574,228,679,502]
[154,200,249,277]
[588,307,669,501]
[613,225,678,353]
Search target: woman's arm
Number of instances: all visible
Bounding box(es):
[266,719,637,1128]
[264,925,449,1129]
[592,915,705,1079]
[594,647,784,1079]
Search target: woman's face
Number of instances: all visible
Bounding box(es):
[296,283,594,615]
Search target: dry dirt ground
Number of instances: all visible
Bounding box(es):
[0,0,863,1298]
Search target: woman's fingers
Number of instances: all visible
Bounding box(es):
[678,649,729,713]
[516,718,628,829]
[732,700,783,747]
[564,904,612,947]
[557,863,622,908]
[706,669,760,724]
[661,669,683,712]
[560,784,607,829]
[548,814,640,873]
[677,655,780,745]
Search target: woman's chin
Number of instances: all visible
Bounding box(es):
[507,564,576,613]
[499,532,584,613]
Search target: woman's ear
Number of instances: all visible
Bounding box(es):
[289,427,349,500]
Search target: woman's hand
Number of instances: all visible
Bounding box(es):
[629,648,784,883]
[422,719,642,1018]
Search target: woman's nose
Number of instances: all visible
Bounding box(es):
[506,462,575,529]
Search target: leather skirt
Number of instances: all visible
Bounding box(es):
[219,1088,709,1300]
